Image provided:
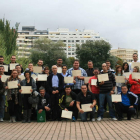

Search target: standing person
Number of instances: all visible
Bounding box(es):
[20,70,37,123]
[61,65,68,77]
[67,60,87,94]
[86,60,94,76]
[97,63,117,121]
[25,63,37,75]
[129,53,140,72]
[16,65,24,76]
[76,85,96,122]
[122,62,129,73]
[56,58,63,68]
[36,66,50,92]
[37,59,44,67]
[59,85,78,121]
[0,56,8,75]
[47,65,64,121]
[88,68,100,113]
[0,66,6,122]
[5,69,21,123]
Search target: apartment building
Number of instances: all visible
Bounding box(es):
[110,48,138,62]
[17,26,107,58]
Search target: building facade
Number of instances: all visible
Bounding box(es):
[17,26,107,58]
[110,48,138,62]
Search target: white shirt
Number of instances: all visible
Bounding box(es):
[129,60,140,72]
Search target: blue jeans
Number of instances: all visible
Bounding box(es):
[80,107,95,121]
[99,92,116,118]
[0,94,5,119]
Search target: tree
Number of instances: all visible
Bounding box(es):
[76,40,118,70]
[30,37,67,68]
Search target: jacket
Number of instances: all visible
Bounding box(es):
[129,74,140,94]
[86,68,94,76]
[59,91,77,110]
[0,75,5,94]
[97,71,116,93]
[47,73,64,93]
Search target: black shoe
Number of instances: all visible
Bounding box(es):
[127,118,131,120]
[22,120,26,123]
[28,119,31,123]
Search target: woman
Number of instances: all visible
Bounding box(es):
[122,62,129,73]
[36,66,50,92]
[5,69,21,123]
[20,70,37,123]
[115,65,125,93]
[129,66,140,96]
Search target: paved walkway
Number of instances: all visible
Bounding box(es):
[0,118,140,140]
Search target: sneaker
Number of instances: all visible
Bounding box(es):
[9,117,12,123]
[97,117,102,121]
[91,118,95,122]
[72,116,76,122]
[0,118,3,122]
[112,117,117,121]
[12,117,16,123]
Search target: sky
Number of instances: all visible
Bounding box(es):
[0,0,140,56]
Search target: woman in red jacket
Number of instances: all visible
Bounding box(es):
[129,66,140,96]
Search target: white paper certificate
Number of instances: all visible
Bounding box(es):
[1,75,10,82]
[38,74,48,81]
[57,67,62,73]
[0,65,8,72]
[64,77,73,83]
[81,103,92,112]
[8,81,18,89]
[31,74,37,81]
[111,94,122,102]
[18,75,25,81]
[97,73,109,82]
[21,86,32,94]
[84,77,92,83]
[10,63,19,70]
[115,76,125,83]
[91,79,97,85]
[61,110,72,119]
[132,73,140,79]
[123,72,131,79]
[33,66,42,73]
[131,62,140,68]
[72,70,81,76]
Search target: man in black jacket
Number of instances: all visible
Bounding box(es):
[59,85,78,121]
[97,63,117,121]
[86,60,94,76]
[47,65,64,121]
[115,85,138,121]
[38,87,51,120]
[0,55,8,75]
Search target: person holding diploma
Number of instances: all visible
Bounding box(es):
[114,85,138,121]
[5,69,21,123]
[97,63,117,121]
[25,63,37,76]
[0,66,6,122]
[59,85,78,121]
[47,65,64,121]
[67,59,87,95]
[19,70,37,123]
[0,55,8,75]
[38,86,51,120]
[76,84,96,122]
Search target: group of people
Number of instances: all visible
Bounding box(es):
[0,53,140,123]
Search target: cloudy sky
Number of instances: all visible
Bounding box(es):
[0,0,140,54]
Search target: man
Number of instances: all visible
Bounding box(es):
[47,65,64,121]
[0,55,8,75]
[88,68,100,112]
[16,65,24,76]
[59,85,78,121]
[67,60,87,94]
[115,85,138,121]
[0,66,5,122]
[129,53,140,72]
[56,58,63,68]
[38,86,51,120]
[97,63,117,121]
[25,63,37,75]
[37,59,44,67]
[76,85,96,122]
[86,60,94,76]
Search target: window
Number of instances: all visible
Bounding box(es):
[72,53,75,55]
[68,48,71,51]
[72,48,74,51]
[76,40,79,42]
[72,40,74,42]
[68,40,71,42]
[81,40,84,43]
[68,53,71,55]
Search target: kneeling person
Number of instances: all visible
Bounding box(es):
[59,85,78,121]
[38,86,51,120]
[76,85,96,122]
[115,85,138,121]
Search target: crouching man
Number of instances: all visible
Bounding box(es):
[115,85,138,121]
[38,86,51,120]
[76,84,96,122]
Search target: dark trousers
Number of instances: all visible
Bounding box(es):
[16,104,22,121]
[115,102,135,119]
[72,89,81,95]
[8,95,18,117]
[45,110,51,120]
[23,94,32,110]
[51,93,61,120]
